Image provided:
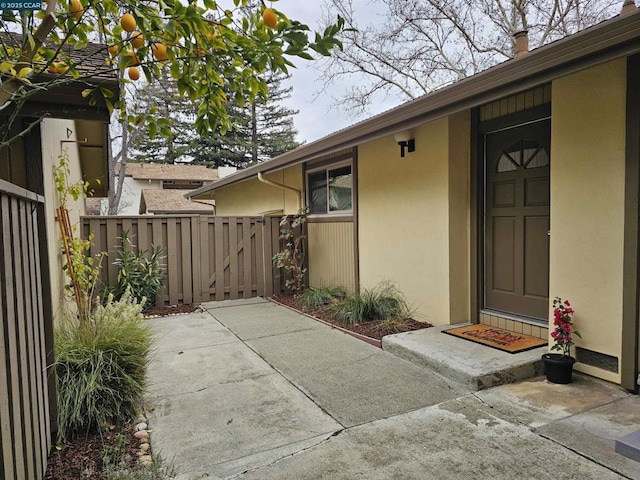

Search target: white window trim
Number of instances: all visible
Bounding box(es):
[306,159,353,217]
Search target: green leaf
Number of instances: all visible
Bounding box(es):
[0,62,14,74]
[17,67,33,78]
[104,99,114,115]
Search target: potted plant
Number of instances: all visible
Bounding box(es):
[542,297,582,384]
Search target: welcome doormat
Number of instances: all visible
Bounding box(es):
[443,324,547,354]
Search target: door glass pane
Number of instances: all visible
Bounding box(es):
[309,171,327,214]
[328,165,352,212]
[497,153,518,173]
[525,146,549,169]
[496,141,522,173]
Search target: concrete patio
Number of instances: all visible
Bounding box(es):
[145,298,640,479]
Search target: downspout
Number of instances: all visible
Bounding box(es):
[257,171,303,212]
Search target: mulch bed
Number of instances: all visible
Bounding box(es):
[271,294,430,340]
[45,424,141,480]
[144,303,201,317]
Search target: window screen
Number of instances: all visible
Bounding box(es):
[307,164,352,214]
[309,171,327,214]
[328,166,352,212]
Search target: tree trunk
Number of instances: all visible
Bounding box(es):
[108,119,129,214]
[251,101,258,164]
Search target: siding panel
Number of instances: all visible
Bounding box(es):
[307,222,355,291]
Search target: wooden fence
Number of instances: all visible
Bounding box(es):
[0,179,54,480]
[82,215,284,305]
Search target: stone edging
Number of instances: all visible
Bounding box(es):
[133,412,152,465]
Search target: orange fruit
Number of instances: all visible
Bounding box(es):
[263,8,277,28]
[121,13,136,33]
[131,31,144,49]
[128,66,140,80]
[108,44,119,56]
[69,0,83,19]
[48,62,68,74]
[123,50,140,66]
[151,43,168,61]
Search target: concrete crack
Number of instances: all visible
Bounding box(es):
[469,392,534,431]
[537,432,634,480]
[226,429,345,479]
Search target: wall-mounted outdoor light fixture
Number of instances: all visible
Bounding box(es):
[394,130,415,157]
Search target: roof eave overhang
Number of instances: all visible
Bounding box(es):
[187,11,640,200]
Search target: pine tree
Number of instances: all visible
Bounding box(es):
[129,70,199,164]
[250,74,301,165]
[130,71,301,168]
[191,73,301,168]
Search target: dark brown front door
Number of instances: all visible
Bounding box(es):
[484,119,550,320]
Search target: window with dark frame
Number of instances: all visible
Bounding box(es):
[307,163,352,215]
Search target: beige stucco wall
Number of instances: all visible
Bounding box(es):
[448,112,471,323]
[119,178,162,214]
[213,165,303,216]
[307,222,355,291]
[358,115,470,324]
[41,119,86,322]
[550,59,626,383]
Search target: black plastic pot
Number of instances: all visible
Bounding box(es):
[542,353,575,384]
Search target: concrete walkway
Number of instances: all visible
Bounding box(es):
[145,298,640,480]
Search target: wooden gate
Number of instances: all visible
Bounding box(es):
[83,215,283,305]
[0,179,54,480]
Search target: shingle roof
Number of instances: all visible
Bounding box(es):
[3,32,118,84]
[121,163,220,182]
[140,189,215,214]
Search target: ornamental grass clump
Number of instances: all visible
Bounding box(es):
[550,296,581,357]
[332,281,412,325]
[299,285,346,310]
[55,292,153,443]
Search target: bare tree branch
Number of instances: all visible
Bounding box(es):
[318,0,618,114]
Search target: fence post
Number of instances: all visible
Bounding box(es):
[199,216,210,303]
[190,216,201,304]
[262,215,274,297]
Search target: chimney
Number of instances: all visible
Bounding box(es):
[514,30,529,59]
[621,0,638,15]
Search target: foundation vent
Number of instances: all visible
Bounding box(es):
[576,347,619,373]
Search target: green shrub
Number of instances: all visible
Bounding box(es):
[113,231,166,309]
[299,285,346,309]
[55,293,152,443]
[331,281,412,325]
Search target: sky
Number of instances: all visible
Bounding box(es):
[274,0,399,144]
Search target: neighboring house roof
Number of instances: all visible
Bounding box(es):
[187,10,640,199]
[3,33,117,81]
[119,163,220,182]
[140,189,215,214]
[4,34,119,120]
